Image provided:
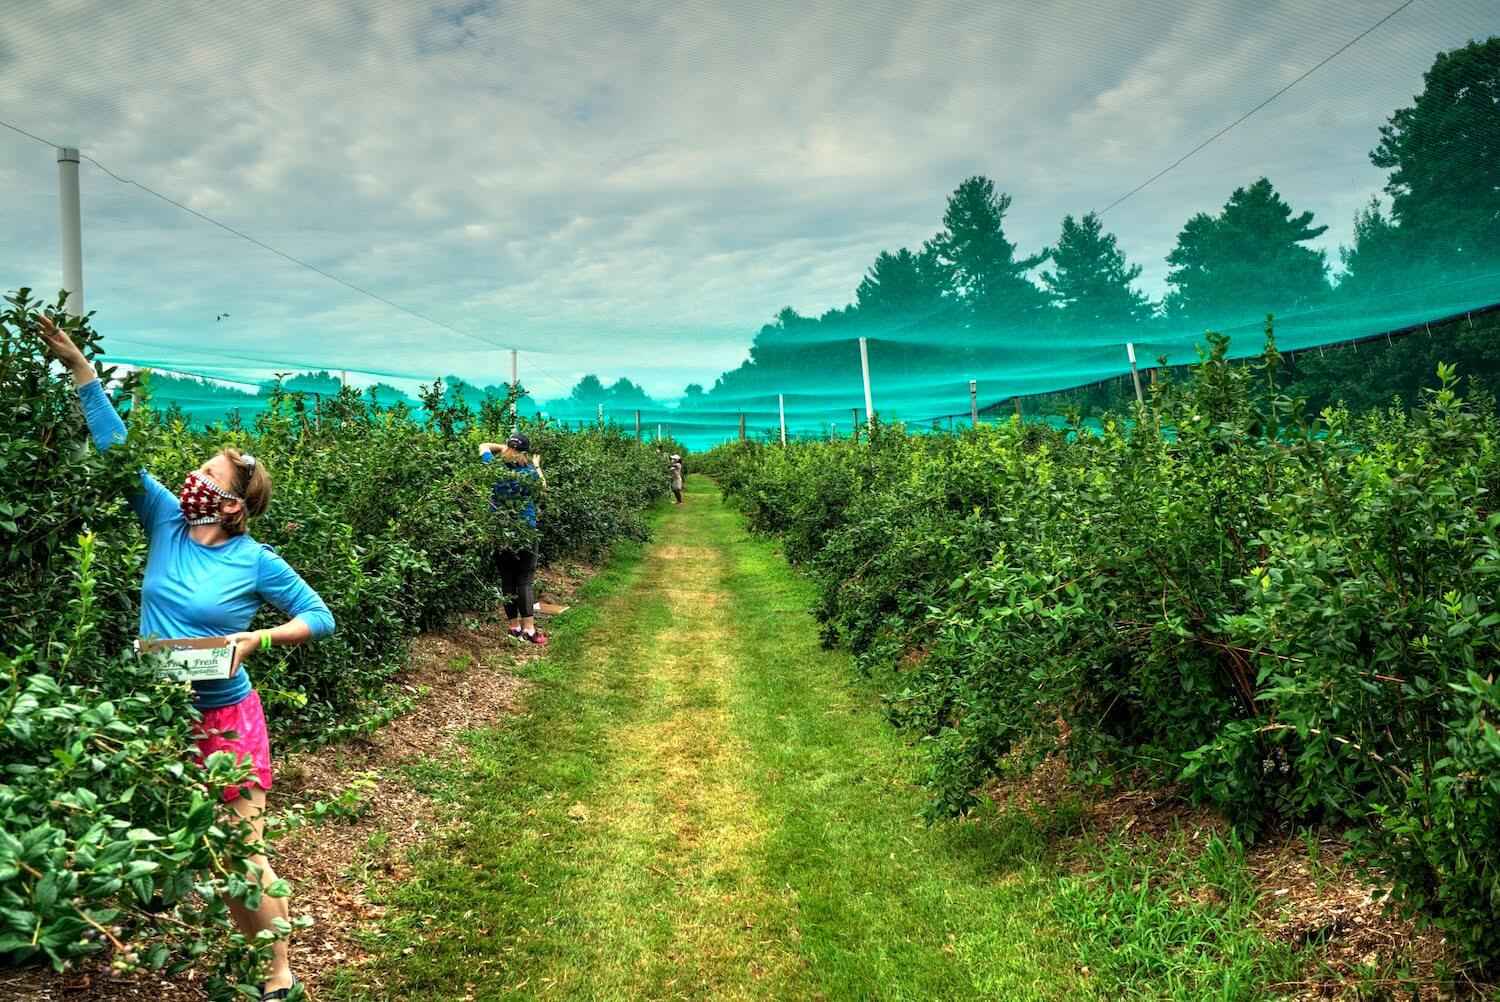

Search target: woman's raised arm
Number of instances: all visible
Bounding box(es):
[32,313,94,389]
[30,313,178,532]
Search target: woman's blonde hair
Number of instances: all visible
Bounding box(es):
[218,447,272,536]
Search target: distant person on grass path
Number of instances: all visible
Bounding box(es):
[33,314,332,1002]
[478,432,548,645]
[670,453,684,505]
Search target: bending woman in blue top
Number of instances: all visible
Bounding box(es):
[478,432,547,645]
[34,314,331,1002]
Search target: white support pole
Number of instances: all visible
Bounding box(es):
[1126,342,1144,405]
[57,147,84,317]
[657,423,662,441]
[858,336,873,426]
[597,402,603,426]
[510,349,519,419]
[969,379,978,425]
[778,393,786,446]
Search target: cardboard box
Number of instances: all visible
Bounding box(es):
[136,636,236,682]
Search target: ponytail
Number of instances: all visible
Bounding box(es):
[218,447,272,535]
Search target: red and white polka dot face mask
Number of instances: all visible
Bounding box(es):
[178,472,239,525]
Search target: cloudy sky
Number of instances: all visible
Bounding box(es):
[0,0,1493,400]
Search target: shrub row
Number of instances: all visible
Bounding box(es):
[705,330,1500,970]
[0,290,671,992]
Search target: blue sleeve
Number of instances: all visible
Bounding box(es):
[76,379,179,533]
[77,378,125,451]
[257,545,336,639]
[480,450,495,464]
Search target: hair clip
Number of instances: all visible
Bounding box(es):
[241,454,257,469]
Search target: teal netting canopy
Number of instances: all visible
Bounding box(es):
[2,6,1494,449]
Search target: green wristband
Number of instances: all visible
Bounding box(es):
[260,631,273,652]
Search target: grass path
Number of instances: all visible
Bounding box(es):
[324,479,1087,1000]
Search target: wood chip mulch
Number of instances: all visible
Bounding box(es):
[2,562,594,1002]
[987,760,1496,1001]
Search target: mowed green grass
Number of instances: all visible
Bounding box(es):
[321,477,1090,1000]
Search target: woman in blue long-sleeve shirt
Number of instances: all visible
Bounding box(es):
[34,314,328,1002]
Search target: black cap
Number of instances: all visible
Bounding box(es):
[506,432,531,453]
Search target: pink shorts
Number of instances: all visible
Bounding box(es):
[193,690,273,802]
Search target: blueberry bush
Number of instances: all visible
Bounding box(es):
[0,289,670,993]
[705,326,1500,970]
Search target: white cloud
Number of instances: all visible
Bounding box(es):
[0,0,1488,398]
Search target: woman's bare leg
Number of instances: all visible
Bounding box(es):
[225,787,293,992]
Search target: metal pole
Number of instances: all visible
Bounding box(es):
[657,423,662,441]
[778,393,786,446]
[969,379,978,426]
[597,402,603,426]
[858,336,873,426]
[57,147,84,317]
[511,349,519,419]
[1126,343,1144,405]
[666,422,671,441]
[739,412,746,440]
[851,406,859,441]
[635,409,641,439]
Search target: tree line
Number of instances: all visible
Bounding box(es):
[644,36,1497,434]
[138,38,1497,440]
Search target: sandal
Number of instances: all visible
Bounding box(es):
[260,975,299,1001]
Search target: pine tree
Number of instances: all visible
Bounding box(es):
[1335,197,1404,303]
[925,177,1049,332]
[1040,212,1153,331]
[1165,177,1329,330]
[1371,37,1500,269]
[568,374,607,406]
[854,248,946,323]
